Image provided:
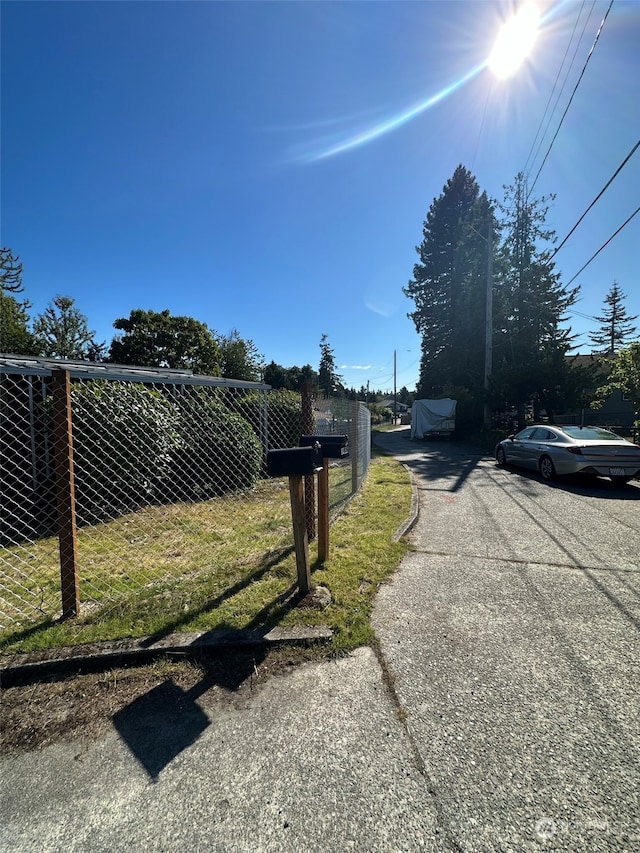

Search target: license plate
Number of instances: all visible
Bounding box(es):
[610,467,626,476]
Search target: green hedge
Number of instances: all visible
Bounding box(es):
[169,387,263,499]
[69,381,180,523]
[233,388,303,449]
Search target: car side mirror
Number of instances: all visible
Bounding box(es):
[508,434,515,441]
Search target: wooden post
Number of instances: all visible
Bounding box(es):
[288,474,311,596]
[317,458,330,563]
[301,382,316,540]
[52,369,80,619]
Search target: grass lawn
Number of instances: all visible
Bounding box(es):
[0,451,412,656]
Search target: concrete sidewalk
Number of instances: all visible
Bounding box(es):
[2,428,638,852]
[1,645,445,853]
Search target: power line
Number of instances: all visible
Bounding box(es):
[565,206,640,287]
[528,0,614,198]
[550,139,640,261]
[567,308,600,322]
[524,0,595,179]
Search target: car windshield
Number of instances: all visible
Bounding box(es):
[561,426,625,441]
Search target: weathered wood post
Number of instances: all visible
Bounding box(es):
[267,446,320,597]
[288,474,311,596]
[317,458,330,563]
[300,434,348,565]
[52,369,80,618]
[301,382,316,541]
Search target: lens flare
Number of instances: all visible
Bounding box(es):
[291,62,484,163]
[488,2,541,79]
[289,0,552,164]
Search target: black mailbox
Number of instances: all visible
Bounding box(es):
[267,446,323,477]
[300,434,349,459]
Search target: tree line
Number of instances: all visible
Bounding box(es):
[404,165,638,430]
[0,249,332,392]
[4,161,638,430]
[0,255,406,407]
[0,255,266,382]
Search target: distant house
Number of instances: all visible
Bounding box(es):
[379,398,410,418]
[555,353,636,429]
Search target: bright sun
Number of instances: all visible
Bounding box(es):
[488,2,541,79]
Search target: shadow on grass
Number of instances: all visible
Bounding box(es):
[0,616,57,653]
[1,544,298,654]
[138,545,297,648]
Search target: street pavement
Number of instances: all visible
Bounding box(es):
[1,427,639,852]
[373,428,640,852]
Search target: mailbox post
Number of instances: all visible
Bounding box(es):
[300,435,349,563]
[267,446,322,595]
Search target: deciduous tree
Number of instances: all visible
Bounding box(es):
[109,309,221,374]
[591,342,640,427]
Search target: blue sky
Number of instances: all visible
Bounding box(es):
[2,0,638,394]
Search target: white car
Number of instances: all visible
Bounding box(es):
[495,425,640,484]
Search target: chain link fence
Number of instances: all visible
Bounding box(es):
[1,358,370,635]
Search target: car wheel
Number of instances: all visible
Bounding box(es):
[539,455,555,481]
[496,446,507,467]
[610,475,632,485]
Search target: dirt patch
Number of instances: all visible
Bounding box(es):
[0,645,326,756]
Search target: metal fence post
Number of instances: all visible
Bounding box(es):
[352,401,359,494]
[52,369,80,618]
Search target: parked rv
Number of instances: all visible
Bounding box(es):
[410,398,456,439]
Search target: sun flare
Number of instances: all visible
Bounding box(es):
[488,2,540,79]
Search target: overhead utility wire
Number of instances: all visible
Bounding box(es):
[565,206,640,287]
[523,0,594,178]
[528,0,614,197]
[549,139,640,261]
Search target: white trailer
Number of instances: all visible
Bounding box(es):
[410,398,457,439]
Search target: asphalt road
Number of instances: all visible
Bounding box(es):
[1,428,638,852]
[373,428,640,852]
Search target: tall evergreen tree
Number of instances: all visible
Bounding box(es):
[492,174,580,425]
[589,281,637,354]
[33,295,105,360]
[318,333,342,398]
[0,248,24,294]
[404,165,494,401]
[218,329,264,381]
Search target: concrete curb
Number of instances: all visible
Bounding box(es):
[0,625,333,685]
[392,462,420,541]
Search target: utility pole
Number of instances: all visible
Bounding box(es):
[484,223,493,428]
[393,349,397,424]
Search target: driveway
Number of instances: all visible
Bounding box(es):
[372,427,640,851]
